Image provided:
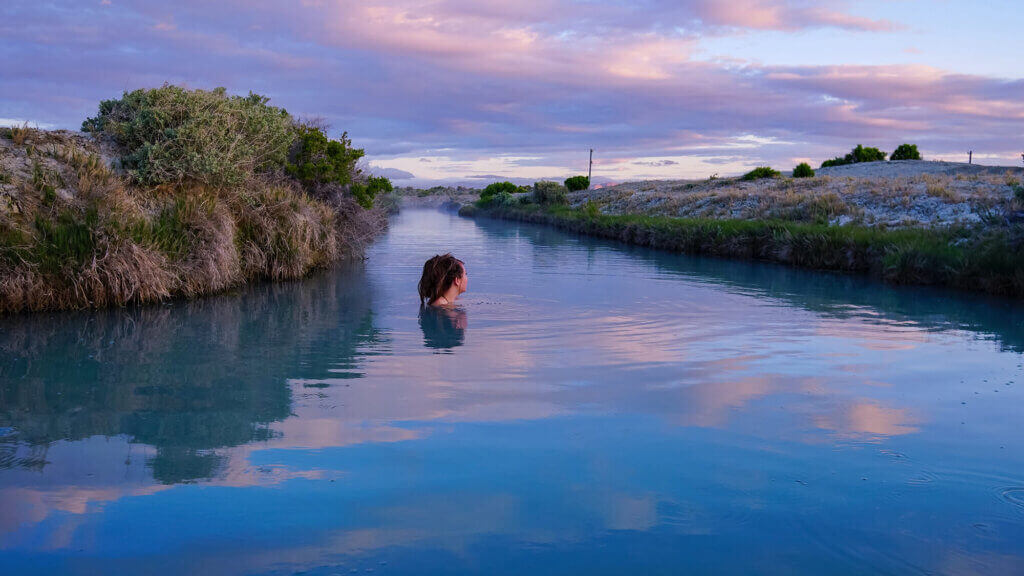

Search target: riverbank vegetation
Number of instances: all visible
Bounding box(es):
[0,85,390,313]
[459,176,1024,297]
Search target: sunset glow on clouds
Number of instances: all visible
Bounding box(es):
[2,0,1022,184]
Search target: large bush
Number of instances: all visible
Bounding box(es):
[821,144,887,168]
[286,124,365,190]
[792,163,815,178]
[564,175,590,192]
[851,145,887,163]
[82,85,294,186]
[740,166,781,181]
[534,181,568,205]
[890,143,922,161]
[480,181,518,202]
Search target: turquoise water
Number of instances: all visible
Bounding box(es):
[2,208,1024,575]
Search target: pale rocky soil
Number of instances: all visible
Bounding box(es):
[570,161,1024,228]
[0,130,121,216]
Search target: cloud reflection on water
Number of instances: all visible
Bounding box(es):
[0,210,1022,574]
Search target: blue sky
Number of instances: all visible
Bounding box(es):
[1,0,1022,185]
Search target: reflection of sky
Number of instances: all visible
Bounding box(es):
[2,210,1024,574]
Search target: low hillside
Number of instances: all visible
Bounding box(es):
[457,166,1024,297]
[0,85,391,313]
[571,162,1023,229]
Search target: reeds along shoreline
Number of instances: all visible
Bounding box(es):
[459,203,1024,298]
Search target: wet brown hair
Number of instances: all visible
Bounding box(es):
[418,253,465,305]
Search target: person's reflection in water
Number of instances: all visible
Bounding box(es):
[419,305,467,351]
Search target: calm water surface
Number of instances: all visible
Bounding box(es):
[3,209,1024,575]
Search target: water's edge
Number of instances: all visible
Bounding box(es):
[459,204,1024,299]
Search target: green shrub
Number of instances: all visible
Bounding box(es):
[890,143,922,161]
[792,163,815,178]
[82,84,294,186]
[349,175,392,209]
[285,124,364,190]
[564,175,590,192]
[492,191,517,207]
[480,181,518,202]
[1014,184,1024,202]
[821,144,887,168]
[850,145,887,163]
[821,157,849,168]
[741,166,781,181]
[533,181,568,205]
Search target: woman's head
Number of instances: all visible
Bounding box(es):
[418,253,467,305]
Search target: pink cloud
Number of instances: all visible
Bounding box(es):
[695,0,895,32]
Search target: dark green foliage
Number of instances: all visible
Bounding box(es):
[1014,185,1024,202]
[850,145,887,163]
[820,157,848,168]
[533,181,568,205]
[741,166,781,181]
[82,84,294,186]
[821,144,888,168]
[286,124,364,189]
[33,209,99,274]
[792,163,815,178]
[350,176,393,209]
[564,175,590,192]
[890,143,922,161]
[480,181,518,202]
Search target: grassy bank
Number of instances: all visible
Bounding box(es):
[460,203,1024,298]
[0,86,391,313]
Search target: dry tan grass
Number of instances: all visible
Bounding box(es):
[0,132,388,314]
[10,123,31,146]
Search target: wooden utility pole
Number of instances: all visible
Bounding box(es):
[969,150,973,164]
[588,149,593,185]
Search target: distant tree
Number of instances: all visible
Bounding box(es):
[850,144,887,163]
[821,157,849,168]
[820,144,887,168]
[564,175,590,192]
[792,163,815,178]
[890,143,922,161]
[741,166,781,181]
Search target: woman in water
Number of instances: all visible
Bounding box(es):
[418,253,467,306]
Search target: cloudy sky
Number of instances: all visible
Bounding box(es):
[2,0,1022,185]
